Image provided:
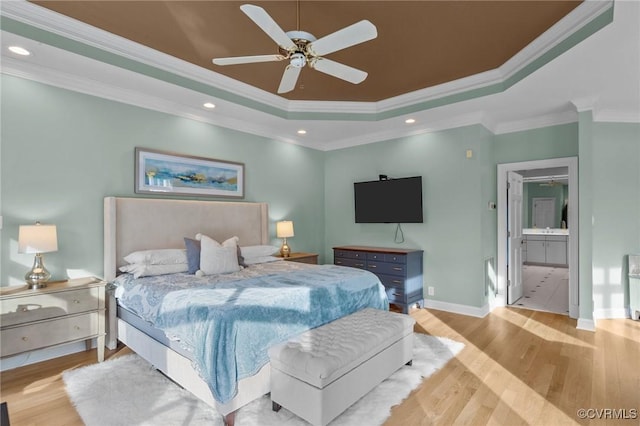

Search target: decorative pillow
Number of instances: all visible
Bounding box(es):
[183,238,201,274]
[119,263,188,279]
[196,234,241,276]
[240,245,280,259]
[237,245,248,268]
[243,255,282,265]
[123,249,187,265]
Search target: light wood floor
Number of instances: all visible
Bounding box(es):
[1,307,639,425]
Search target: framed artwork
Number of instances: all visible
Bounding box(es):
[135,147,244,198]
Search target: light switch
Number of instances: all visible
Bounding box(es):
[466,149,473,159]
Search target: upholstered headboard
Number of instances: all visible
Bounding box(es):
[103,197,269,281]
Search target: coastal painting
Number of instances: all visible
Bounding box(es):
[135,148,244,198]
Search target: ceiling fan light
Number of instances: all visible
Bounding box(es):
[290,52,306,68]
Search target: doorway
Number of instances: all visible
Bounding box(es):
[496,157,578,319]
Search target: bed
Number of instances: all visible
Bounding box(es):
[103,197,388,425]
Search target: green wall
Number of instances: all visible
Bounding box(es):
[590,122,640,316]
[494,123,579,163]
[0,75,325,284]
[324,125,496,308]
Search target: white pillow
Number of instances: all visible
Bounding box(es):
[196,234,241,276]
[240,245,280,259]
[123,249,187,265]
[243,255,282,265]
[119,263,188,279]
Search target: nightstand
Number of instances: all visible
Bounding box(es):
[0,277,106,362]
[278,252,319,265]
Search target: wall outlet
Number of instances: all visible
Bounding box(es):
[428,286,435,296]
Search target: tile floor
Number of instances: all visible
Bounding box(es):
[512,264,569,315]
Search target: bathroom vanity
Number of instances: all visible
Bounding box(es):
[523,228,569,267]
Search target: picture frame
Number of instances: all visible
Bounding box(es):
[135,147,244,198]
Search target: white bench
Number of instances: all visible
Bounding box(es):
[268,308,416,426]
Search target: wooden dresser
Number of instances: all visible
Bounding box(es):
[0,277,106,362]
[333,246,424,313]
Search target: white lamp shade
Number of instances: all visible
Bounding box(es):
[276,221,295,238]
[18,224,58,254]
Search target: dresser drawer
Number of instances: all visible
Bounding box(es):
[0,312,100,357]
[380,282,406,303]
[366,252,384,261]
[378,273,406,289]
[334,249,367,260]
[0,287,100,327]
[366,261,407,276]
[385,254,407,264]
[334,257,367,269]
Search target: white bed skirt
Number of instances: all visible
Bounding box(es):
[116,318,271,416]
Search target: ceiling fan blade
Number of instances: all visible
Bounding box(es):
[240,4,296,51]
[307,20,377,57]
[311,58,368,84]
[213,54,285,66]
[277,65,302,93]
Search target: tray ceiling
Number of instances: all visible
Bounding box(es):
[30,0,581,102]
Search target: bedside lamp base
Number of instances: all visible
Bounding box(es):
[280,238,291,258]
[25,253,50,289]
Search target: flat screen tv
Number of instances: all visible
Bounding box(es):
[354,176,423,223]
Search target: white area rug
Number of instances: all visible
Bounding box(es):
[63,334,463,426]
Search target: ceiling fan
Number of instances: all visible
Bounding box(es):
[212,4,377,94]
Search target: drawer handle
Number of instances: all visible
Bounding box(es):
[74,326,81,331]
[392,280,403,284]
[73,299,81,304]
[369,265,377,269]
[355,263,364,267]
[22,336,28,341]
[335,260,343,265]
[393,267,403,271]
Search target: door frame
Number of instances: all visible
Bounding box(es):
[495,157,579,319]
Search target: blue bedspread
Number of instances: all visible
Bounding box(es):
[112,262,388,404]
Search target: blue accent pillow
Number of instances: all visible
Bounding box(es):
[184,237,201,274]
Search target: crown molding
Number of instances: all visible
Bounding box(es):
[571,96,599,112]
[0,50,317,150]
[498,0,613,82]
[319,112,488,151]
[593,109,640,123]
[0,0,614,119]
[493,110,578,135]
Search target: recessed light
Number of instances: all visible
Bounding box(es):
[203,102,216,109]
[405,118,416,124]
[297,129,307,135]
[8,46,30,56]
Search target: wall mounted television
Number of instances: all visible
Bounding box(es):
[354,176,423,223]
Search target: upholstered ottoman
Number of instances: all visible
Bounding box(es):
[268,308,416,426]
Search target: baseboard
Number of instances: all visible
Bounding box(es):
[594,307,630,320]
[576,318,596,331]
[423,299,490,318]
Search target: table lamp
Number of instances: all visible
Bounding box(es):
[18,222,58,289]
[276,220,294,257]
